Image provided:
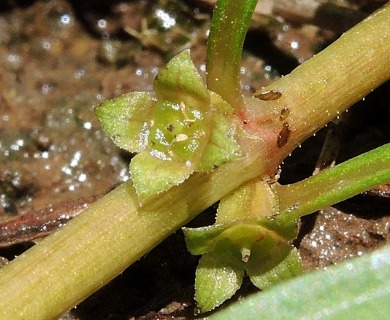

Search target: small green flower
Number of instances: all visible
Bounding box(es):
[95,50,241,203]
[183,180,303,312]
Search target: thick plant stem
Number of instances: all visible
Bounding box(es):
[0,153,266,319]
[0,2,390,319]
[249,2,390,163]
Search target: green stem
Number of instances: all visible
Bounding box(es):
[0,153,265,319]
[206,0,258,108]
[1,2,390,318]
[275,143,390,221]
[251,2,390,159]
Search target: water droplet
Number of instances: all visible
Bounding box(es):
[97,19,107,29]
[60,14,71,25]
[155,8,176,29]
[290,40,299,50]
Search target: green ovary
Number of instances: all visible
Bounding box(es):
[148,100,207,161]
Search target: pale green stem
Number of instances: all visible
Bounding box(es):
[206,0,258,108]
[1,2,390,319]
[275,143,390,222]
[251,2,390,161]
[0,153,265,319]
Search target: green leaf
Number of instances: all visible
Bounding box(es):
[130,152,193,203]
[246,243,302,289]
[95,92,155,152]
[195,253,244,313]
[207,244,390,320]
[154,50,210,108]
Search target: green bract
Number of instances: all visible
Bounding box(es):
[184,181,303,312]
[95,50,241,203]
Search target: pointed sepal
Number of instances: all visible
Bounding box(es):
[95,92,155,152]
[195,252,244,313]
[130,152,193,203]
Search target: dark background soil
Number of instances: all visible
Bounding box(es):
[0,1,389,319]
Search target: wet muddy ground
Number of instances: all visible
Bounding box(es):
[0,1,389,319]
